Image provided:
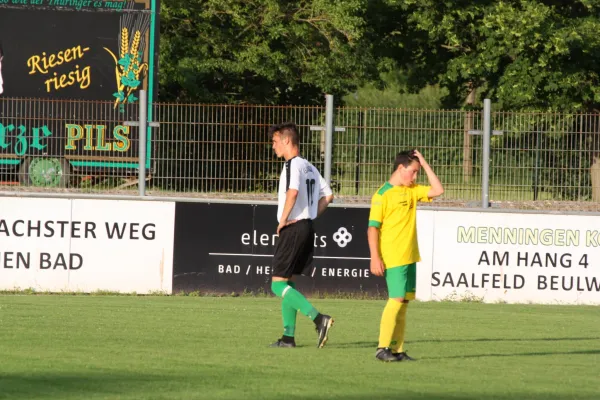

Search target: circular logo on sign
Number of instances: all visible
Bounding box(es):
[333,227,353,248]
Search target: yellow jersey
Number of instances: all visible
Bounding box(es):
[368,182,431,268]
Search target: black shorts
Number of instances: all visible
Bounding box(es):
[272,219,315,278]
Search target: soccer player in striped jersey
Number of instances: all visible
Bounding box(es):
[368,150,444,362]
[268,122,335,349]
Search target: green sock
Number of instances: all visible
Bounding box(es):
[283,287,319,320]
[282,282,297,337]
[271,280,319,320]
[271,281,288,297]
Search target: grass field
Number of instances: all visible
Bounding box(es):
[0,296,598,400]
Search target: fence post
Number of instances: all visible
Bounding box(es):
[355,110,364,195]
[138,90,147,196]
[324,94,334,185]
[482,98,491,208]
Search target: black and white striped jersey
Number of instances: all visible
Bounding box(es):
[277,156,332,223]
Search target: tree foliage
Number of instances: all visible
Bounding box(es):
[159,0,378,104]
[383,0,600,111]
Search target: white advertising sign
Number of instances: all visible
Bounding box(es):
[428,211,600,305]
[0,197,175,294]
[415,209,435,302]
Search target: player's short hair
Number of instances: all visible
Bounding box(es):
[269,122,299,146]
[393,150,419,172]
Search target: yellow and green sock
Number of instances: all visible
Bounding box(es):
[390,302,408,353]
[377,298,404,349]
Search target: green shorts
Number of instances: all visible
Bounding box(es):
[384,263,416,300]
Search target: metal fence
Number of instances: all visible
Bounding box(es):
[1,94,599,204]
[333,107,483,200]
[151,103,325,194]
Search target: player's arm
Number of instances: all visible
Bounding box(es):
[367,226,384,277]
[414,150,444,198]
[368,194,385,277]
[277,160,302,234]
[278,188,298,234]
[317,174,334,218]
[317,195,333,217]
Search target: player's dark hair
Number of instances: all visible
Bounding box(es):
[269,122,299,146]
[393,150,419,172]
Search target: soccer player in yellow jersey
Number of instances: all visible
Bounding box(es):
[368,149,444,362]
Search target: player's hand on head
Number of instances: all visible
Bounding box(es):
[413,149,425,162]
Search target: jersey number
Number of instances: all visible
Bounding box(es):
[306,179,316,205]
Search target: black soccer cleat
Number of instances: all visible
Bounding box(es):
[315,314,334,348]
[375,348,399,362]
[269,339,296,348]
[393,351,416,361]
